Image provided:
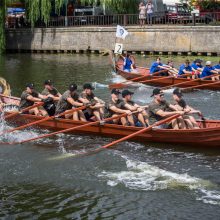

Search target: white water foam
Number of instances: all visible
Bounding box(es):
[99,155,220,206]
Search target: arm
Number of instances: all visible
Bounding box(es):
[67,97,84,107]
[156,109,184,118]
[109,106,131,115]
[26,95,42,102]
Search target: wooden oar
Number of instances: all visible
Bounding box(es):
[161,73,219,90]
[11,112,131,145]
[80,114,181,156]
[0,106,86,136]
[181,79,220,91]
[4,102,44,120]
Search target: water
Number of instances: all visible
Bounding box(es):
[0,54,220,219]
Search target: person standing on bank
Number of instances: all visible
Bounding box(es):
[139,2,146,27]
[146,0,154,26]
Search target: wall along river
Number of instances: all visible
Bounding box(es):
[0,54,220,219]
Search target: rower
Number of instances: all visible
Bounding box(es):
[201,61,219,81]
[166,60,178,77]
[121,89,149,127]
[148,88,185,129]
[19,83,48,116]
[191,59,203,77]
[41,80,62,116]
[107,89,132,126]
[214,61,220,73]
[178,59,193,79]
[122,53,136,73]
[55,83,86,121]
[172,88,200,129]
[150,57,170,76]
[80,83,105,121]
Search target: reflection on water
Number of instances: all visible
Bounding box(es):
[0,54,220,219]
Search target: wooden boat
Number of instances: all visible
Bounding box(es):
[1,95,220,147]
[116,60,220,90]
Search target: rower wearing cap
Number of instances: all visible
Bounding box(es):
[191,59,203,77]
[121,89,149,127]
[41,80,62,116]
[201,61,219,81]
[178,60,193,79]
[107,89,132,126]
[80,83,105,121]
[148,88,186,129]
[19,83,48,116]
[172,88,200,129]
[55,83,86,121]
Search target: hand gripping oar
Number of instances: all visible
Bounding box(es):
[4,102,44,120]
[79,114,181,156]
[181,79,220,91]
[161,73,219,90]
[11,113,131,145]
[0,106,86,136]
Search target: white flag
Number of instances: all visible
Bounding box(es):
[116,25,128,40]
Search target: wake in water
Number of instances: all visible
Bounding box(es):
[98,154,220,206]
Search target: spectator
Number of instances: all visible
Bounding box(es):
[139,2,146,27]
[146,0,154,26]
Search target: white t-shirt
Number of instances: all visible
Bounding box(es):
[146,3,154,14]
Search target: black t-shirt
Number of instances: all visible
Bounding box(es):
[19,90,39,110]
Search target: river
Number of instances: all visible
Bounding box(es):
[0,53,220,219]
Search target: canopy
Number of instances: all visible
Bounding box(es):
[7,8,25,14]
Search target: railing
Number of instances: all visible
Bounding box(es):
[6,12,220,29]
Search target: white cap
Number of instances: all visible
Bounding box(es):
[206,61,212,66]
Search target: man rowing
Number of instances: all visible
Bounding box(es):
[201,61,219,81]
[55,84,86,121]
[214,61,220,73]
[172,88,200,129]
[150,57,171,76]
[148,88,186,129]
[107,89,133,126]
[19,83,48,116]
[80,83,105,121]
[178,59,193,79]
[121,89,149,127]
[191,59,203,76]
[41,80,62,116]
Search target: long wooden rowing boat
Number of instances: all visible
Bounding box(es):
[1,95,220,147]
[116,60,220,90]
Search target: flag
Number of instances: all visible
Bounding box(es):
[116,25,129,40]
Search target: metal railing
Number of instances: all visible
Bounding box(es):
[6,12,220,29]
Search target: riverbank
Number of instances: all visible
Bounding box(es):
[5,26,220,56]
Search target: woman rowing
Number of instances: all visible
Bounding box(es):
[121,89,149,127]
[201,61,219,81]
[19,83,48,116]
[55,83,86,121]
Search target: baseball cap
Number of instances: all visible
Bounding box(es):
[69,83,77,92]
[151,88,163,97]
[206,61,212,66]
[122,89,134,98]
[111,89,121,95]
[26,83,34,89]
[173,88,183,97]
[44,79,53,85]
[83,83,94,90]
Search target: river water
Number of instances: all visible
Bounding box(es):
[0,54,220,219]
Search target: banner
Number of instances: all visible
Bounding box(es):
[116,25,128,40]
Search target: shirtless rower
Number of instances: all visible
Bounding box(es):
[55,83,86,121]
[107,89,132,126]
[80,83,105,121]
[148,88,186,129]
[121,89,149,127]
[19,83,48,116]
[172,88,200,129]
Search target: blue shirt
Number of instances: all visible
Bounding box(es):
[150,62,163,74]
[123,58,133,71]
[178,64,192,75]
[191,63,203,70]
[201,66,215,77]
[214,64,220,70]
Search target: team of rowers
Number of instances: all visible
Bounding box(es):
[8,79,202,130]
[123,54,220,81]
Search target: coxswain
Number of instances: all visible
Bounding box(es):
[55,83,86,121]
[191,59,203,77]
[148,88,186,129]
[107,89,132,126]
[201,61,219,81]
[121,89,149,127]
[41,80,62,116]
[150,57,170,76]
[80,83,105,121]
[122,53,136,73]
[178,59,193,79]
[172,88,200,129]
[19,83,48,116]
